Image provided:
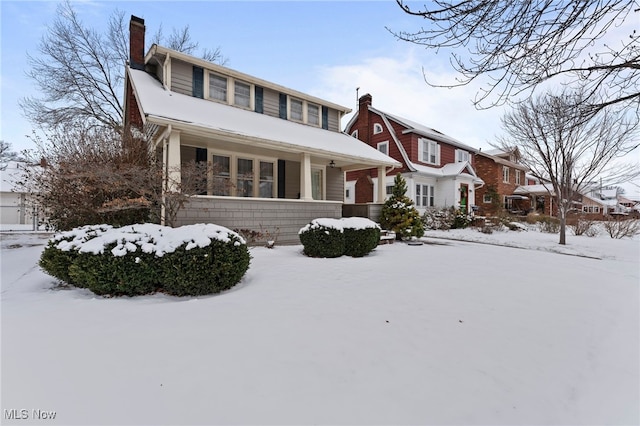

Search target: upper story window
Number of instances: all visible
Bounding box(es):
[209,74,227,102]
[456,149,470,163]
[234,81,250,108]
[377,141,389,156]
[419,138,439,165]
[308,104,319,126]
[515,169,521,185]
[290,98,303,121]
[503,166,510,183]
[373,123,383,134]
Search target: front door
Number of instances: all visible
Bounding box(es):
[460,184,469,212]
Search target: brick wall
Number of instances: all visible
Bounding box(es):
[176,196,342,245]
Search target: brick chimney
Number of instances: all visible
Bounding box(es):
[125,15,145,130]
[357,94,372,145]
[129,15,145,70]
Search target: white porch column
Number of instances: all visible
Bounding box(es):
[167,130,181,192]
[300,152,313,201]
[377,166,386,203]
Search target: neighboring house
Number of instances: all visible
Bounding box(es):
[474,147,529,216]
[580,186,631,217]
[343,94,484,215]
[123,17,400,243]
[0,161,40,231]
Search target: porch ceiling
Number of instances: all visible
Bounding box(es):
[128,67,401,172]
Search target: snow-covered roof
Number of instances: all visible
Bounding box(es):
[409,161,484,184]
[514,184,555,196]
[368,107,478,152]
[127,68,400,169]
[0,161,28,193]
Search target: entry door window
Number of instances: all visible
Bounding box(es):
[237,158,254,197]
[311,168,323,200]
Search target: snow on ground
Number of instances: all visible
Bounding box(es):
[1,227,639,425]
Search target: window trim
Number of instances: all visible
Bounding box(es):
[307,103,320,127]
[208,72,228,103]
[289,97,304,122]
[209,149,277,198]
[233,80,252,109]
[415,183,435,207]
[418,138,440,165]
[373,123,383,134]
[503,166,510,183]
[377,141,389,156]
[455,149,470,163]
[515,169,521,185]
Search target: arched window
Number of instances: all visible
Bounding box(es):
[373,123,383,134]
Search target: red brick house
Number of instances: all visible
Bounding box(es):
[474,148,530,215]
[344,94,484,215]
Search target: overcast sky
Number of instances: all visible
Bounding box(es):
[1,1,638,195]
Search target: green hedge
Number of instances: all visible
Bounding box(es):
[298,219,345,258]
[39,223,250,297]
[298,218,380,258]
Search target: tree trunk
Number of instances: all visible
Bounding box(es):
[558,204,567,245]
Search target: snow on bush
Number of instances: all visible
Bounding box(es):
[39,223,250,297]
[298,218,380,258]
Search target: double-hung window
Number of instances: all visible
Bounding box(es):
[259,161,274,198]
[515,169,521,185]
[456,149,470,163]
[503,166,510,183]
[416,184,435,207]
[209,74,227,102]
[419,138,439,165]
[308,104,319,126]
[212,155,230,196]
[234,81,250,108]
[237,158,254,197]
[290,98,303,121]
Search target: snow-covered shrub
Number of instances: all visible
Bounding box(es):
[536,216,560,233]
[159,236,250,296]
[341,217,381,257]
[451,209,472,229]
[39,224,112,286]
[298,217,381,258]
[39,223,250,297]
[422,207,454,230]
[298,219,345,258]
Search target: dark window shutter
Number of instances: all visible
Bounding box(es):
[192,66,204,99]
[255,86,264,113]
[322,106,329,130]
[279,93,287,119]
[277,160,286,198]
[196,147,207,162]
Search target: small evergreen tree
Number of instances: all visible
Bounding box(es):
[379,173,424,240]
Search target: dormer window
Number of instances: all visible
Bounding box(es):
[308,104,319,126]
[418,138,439,165]
[209,74,227,102]
[456,149,470,163]
[290,98,303,121]
[373,123,383,134]
[234,81,250,108]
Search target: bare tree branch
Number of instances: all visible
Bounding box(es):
[390,0,639,114]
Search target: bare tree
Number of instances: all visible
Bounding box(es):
[498,88,639,244]
[390,1,639,113]
[0,141,23,170]
[21,0,227,132]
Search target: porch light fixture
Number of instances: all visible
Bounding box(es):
[329,160,336,168]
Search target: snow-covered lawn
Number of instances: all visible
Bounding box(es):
[1,227,638,425]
